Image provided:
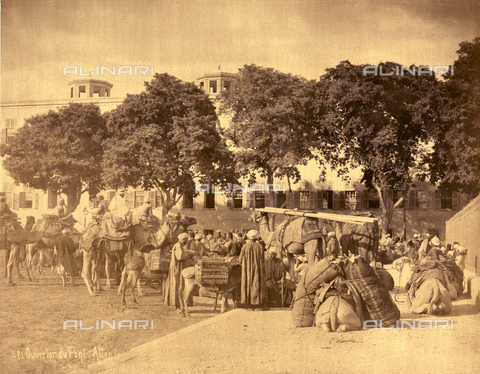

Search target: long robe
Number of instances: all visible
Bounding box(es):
[164,242,189,308]
[325,237,340,257]
[239,240,267,306]
[54,235,76,276]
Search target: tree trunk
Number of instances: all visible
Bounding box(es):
[267,171,274,187]
[374,184,394,237]
[65,189,82,214]
[156,187,177,220]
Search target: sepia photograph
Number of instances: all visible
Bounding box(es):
[1,0,479,373]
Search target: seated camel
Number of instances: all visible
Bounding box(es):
[314,277,363,332]
[315,295,362,332]
[406,267,453,315]
[408,277,452,315]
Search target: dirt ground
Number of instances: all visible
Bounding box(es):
[2,250,479,374]
[0,249,221,374]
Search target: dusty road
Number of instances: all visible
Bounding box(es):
[0,250,221,374]
[75,264,479,374]
[75,292,480,374]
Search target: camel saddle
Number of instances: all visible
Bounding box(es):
[272,216,323,250]
[99,212,131,241]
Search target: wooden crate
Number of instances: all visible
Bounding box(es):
[195,258,229,286]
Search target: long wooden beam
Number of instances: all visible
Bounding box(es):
[253,207,378,225]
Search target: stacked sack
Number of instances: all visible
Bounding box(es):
[292,256,343,327]
[344,257,400,327]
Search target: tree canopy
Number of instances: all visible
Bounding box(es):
[1,103,106,213]
[313,61,442,233]
[218,64,319,189]
[102,73,236,217]
[427,37,480,196]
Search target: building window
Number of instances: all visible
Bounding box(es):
[1,119,17,144]
[19,192,34,209]
[299,191,309,210]
[209,81,217,93]
[393,190,404,208]
[368,191,380,209]
[324,191,333,209]
[106,89,110,97]
[224,81,231,90]
[5,119,16,129]
[134,191,145,207]
[71,87,74,98]
[275,192,287,208]
[93,85,101,97]
[416,190,428,209]
[199,82,204,90]
[205,191,215,209]
[184,191,194,209]
[25,193,34,209]
[254,191,265,208]
[79,85,86,97]
[440,190,453,209]
[345,191,357,209]
[233,191,243,208]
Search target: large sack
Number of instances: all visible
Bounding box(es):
[376,267,395,291]
[345,258,400,327]
[292,257,342,328]
[292,280,316,327]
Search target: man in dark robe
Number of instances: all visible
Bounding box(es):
[164,233,192,310]
[239,230,268,310]
[54,229,77,286]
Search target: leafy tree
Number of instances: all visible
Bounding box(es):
[102,73,236,218]
[1,103,106,213]
[427,38,480,196]
[313,61,441,234]
[218,64,319,189]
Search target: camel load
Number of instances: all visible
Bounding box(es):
[405,257,462,315]
[292,256,400,330]
[251,208,379,262]
[251,208,400,331]
[195,258,231,287]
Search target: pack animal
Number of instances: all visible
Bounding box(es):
[178,262,242,317]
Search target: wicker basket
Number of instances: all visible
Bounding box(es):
[145,249,170,274]
[195,258,230,286]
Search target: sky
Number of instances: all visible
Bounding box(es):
[1,0,479,103]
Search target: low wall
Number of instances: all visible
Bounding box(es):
[446,194,480,275]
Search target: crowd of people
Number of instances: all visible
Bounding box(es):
[2,189,470,313]
[163,228,272,311]
[379,232,468,270]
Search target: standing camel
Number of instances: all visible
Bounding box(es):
[251,210,333,265]
[3,216,51,286]
[24,215,82,278]
[2,216,35,280]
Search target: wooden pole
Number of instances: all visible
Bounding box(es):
[253,207,378,225]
